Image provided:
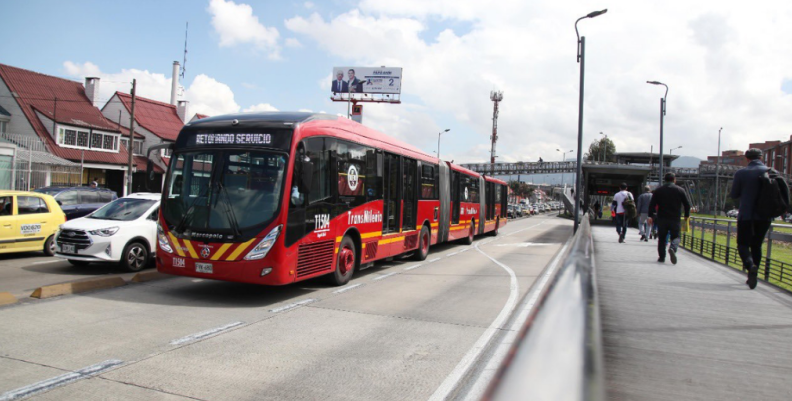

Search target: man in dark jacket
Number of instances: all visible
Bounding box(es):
[636,185,653,242]
[729,148,790,289]
[648,173,691,264]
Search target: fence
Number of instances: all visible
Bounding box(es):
[682,217,792,290]
[0,132,82,190]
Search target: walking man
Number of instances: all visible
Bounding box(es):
[612,183,633,243]
[730,148,790,289]
[648,173,690,264]
[636,185,653,242]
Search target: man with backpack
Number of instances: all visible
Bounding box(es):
[612,183,635,243]
[730,148,790,289]
[648,173,690,264]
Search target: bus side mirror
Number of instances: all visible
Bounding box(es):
[300,161,313,192]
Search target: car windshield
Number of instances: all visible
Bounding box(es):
[162,149,287,234]
[89,198,156,221]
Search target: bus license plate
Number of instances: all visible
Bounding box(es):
[196,263,213,274]
[62,244,75,254]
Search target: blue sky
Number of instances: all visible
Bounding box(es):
[4,0,792,166]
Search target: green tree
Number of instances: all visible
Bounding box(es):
[586,136,616,162]
[508,181,535,199]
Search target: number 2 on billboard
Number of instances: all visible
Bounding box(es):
[389,78,394,86]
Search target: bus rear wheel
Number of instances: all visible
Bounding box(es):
[328,236,356,286]
[463,221,475,245]
[413,226,430,261]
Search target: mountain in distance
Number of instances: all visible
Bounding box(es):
[671,156,703,168]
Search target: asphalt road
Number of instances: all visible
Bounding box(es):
[0,213,571,401]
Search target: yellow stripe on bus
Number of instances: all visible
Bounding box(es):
[361,231,382,239]
[211,243,233,261]
[183,240,199,259]
[226,238,257,261]
[168,232,185,257]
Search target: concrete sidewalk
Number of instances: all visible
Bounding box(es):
[594,225,792,401]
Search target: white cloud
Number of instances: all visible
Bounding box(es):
[185,74,241,116]
[243,103,279,112]
[207,0,281,59]
[63,62,243,117]
[285,38,303,48]
[285,1,792,163]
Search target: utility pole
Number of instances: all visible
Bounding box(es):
[490,91,503,176]
[127,79,136,196]
[714,127,722,215]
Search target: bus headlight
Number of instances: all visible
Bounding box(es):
[157,223,173,254]
[244,225,282,260]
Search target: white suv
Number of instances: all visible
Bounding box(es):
[55,193,160,271]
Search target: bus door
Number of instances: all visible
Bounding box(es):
[383,153,401,235]
[402,158,417,232]
[451,171,461,226]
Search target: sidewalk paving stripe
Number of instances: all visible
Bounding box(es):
[0,359,123,401]
[269,298,316,313]
[170,322,245,346]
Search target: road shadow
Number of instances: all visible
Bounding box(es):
[22,261,142,276]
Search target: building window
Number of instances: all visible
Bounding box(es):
[0,121,7,134]
[121,138,143,155]
[162,147,172,158]
[64,129,77,146]
[91,133,102,148]
[57,126,119,152]
[77,131,89,147]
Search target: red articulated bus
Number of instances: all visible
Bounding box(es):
[150,112,508,286]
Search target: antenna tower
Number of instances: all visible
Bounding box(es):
[490,91,504,174]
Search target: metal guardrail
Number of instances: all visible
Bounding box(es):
[484,215,604,401]
[682,217,792,290]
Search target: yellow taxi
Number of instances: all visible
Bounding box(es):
[0,191,66,256]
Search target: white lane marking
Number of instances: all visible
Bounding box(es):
[427,257,441,263]
[373,272,398,281]
[191,279,204,283]
[429,220,547,401]
[31,260,62,265]
[404,264,422,271]
[170,321,245,346]
[495,242,555,247]
[333,283,363,294]
[459,248,470,253]
[269,299,316,313]
[447,251,460,257]
[0,359,123,401]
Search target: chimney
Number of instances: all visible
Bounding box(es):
[170,61,180,105]
[84,77,100,107]
[177,100,188,123]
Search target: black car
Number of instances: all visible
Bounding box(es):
[34,186,117,220]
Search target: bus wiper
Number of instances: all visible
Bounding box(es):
[215,181,242,238]
[175,184,212,234]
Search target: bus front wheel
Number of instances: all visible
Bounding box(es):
[329,236,357,286]
[463,221,475,245]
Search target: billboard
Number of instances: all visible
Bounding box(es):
[331,67,402,95]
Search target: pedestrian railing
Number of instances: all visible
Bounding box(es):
[682,217,792,291]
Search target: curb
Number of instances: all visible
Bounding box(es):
[130,271,172,283]
[30,276,127,299]
[0,292,18,306]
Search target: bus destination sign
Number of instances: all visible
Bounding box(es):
[196,133,272,145]
[182,129,292,150]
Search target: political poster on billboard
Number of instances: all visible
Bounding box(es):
[331,67,402,95]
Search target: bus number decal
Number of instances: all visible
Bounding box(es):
[315,214,331,234]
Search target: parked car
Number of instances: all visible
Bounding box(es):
[54,193,160,271]
[34,186,117,220]
[726,209,739,218]
[0,191,65,256]
[508,205,518,219]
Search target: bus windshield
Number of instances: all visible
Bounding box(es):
[162,149,287,236]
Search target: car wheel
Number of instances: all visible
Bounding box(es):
[327,236,356,286]
[43,235,56,257]
[413,225,431,261]
[122,242,149,272]
[68,259,90,267]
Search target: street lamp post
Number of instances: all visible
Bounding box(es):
[669,145,682,155]
[574,8,607,233]
[715,127,722,215]
[437,129,450,160]
[647,80,669,184]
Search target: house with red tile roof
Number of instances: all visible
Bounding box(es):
[101,91,187,189]
[0,63,138,195]
[189,113,209,123]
